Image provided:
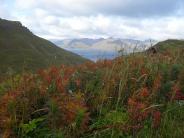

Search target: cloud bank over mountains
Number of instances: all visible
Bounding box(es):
[1,0,184,40]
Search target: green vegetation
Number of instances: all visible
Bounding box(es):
[0,36,184,138]
[153,39,184,53]
[0,19,89,75]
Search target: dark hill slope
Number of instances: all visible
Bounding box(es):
[0,19,89,74]
[148,39,184,53]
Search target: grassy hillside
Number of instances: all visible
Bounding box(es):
[149,39,184,53]
[0,40,184,138]
[0,18,89,74]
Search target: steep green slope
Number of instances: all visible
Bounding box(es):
[152,39,184,53]
[0,18,89,74]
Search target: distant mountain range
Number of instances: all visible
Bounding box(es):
[0,19,89,74]
[53,38,157,61]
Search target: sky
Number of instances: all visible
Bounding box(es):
[0,0,184,40]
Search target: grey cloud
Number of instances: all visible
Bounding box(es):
[13,0,184,18]
[93,0,183,17]
[26,0,184,18]
[1,0,184,40]
[23,14,184,40]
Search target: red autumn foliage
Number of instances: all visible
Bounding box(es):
[153,74,162,91]
[128,98,149,122]
[0,91,20,132]
[140,66,149,75]
[127,87,162,130]
[139,87,149,98]
[152,110,161,128]
[169,84,184,101]
[0,54,183,137]
[49,93,90,131]
[172,89,184,100]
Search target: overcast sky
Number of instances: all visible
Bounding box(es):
[1,0,184,40]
